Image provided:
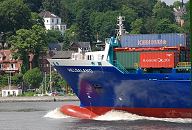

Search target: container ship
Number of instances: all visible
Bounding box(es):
[49,16,192,119]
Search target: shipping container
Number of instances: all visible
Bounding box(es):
[114,46,187,52]
[115,52,140,69]
[140,52,178,68]
[120,33,187,47]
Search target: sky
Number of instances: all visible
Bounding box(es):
[162,0,189,5]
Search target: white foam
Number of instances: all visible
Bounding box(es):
[44,108,69,119]
[94,110,192,123]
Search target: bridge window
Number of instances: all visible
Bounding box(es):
[176,69,190,73]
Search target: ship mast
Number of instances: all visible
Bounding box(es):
[116,16,126,38]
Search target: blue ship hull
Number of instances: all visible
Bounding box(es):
[54,65,192,118]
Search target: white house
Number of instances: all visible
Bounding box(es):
[2,89,22,97]
[39,11,67,34]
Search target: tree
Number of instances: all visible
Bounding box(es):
[153,7,175,23]
[47,30,64,43]
[23,68,43,89]
[76,9,93,42]
[23,0,43,12]
[9,25,48,73]
[0,0,31,33]
[42,0,61,15]
[0,74,8,88]
[51,71,69,93]
[130,19,144,34]
[62,25,78,50]
[144,17,158,33]
[152,0,175,23]
[120,5,138,32]
[182,1,190,33]
[172,1,182,8]
[30,12,44,27]
[11,73,23,86]
[90,11,118,41]
[126,0,153,17]
[155,19,182,33]
[63,34,70,51]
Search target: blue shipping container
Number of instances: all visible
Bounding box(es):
[120,33,187,47]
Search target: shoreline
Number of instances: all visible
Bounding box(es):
[0,96,79,103]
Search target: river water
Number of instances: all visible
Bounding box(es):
[0,101,191,130]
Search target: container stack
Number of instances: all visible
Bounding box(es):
[115,33,190,69]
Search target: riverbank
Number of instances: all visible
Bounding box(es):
[0,96,79,102]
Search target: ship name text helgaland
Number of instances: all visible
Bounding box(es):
[67,68,93,73]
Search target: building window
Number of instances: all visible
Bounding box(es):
[47,20,49,23]
[0,64,2,69]
[0,55,2,61]
[52,19,54,23]
[57,19,59,24]
[10,64,15,69]
[102,55,104,60]
[9,54,12,60]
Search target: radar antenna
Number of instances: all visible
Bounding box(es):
[116,16,126,38]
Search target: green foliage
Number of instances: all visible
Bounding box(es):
[153,7,175,23]
[63,34,70,51]
[0,74,8,88]
[11,73,23,86]
[47,30,64,43]
[62,25,78,50]
[0,73,23,88]
[182,1,190,33]
[76,9,93,42]
[9,25,48,73]
[90,11,119,41]
[126,0,153,17]
[51,71,67,91]
[144,17,158,33]
[119,5,137,32]
[30,12,44,27]
[22,91,36,96]
[23,68,43,88]
[23,0,42,12]
[42,0,61,15]
[130,19,144,34]
[0,0,31,33]
[155,19,182,33]
[1,0,188,47]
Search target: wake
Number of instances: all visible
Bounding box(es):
[44,108,69,119]
[94,110,192,123]
[44,108,192,123]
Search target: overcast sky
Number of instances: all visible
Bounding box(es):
[162,0,188,5]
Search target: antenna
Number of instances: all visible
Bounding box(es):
[116,16,126,37]
[181,0,184,7]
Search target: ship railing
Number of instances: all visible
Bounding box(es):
[176,62,191,69]
[113,60,129,74]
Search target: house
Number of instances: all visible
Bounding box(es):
[39,50,74,73]
[0,50,22,75]
[39,11,67,34]
[70,42,91,53]
[48,43,63,51]
[70,42,91,60]
[1,89,22,97]
[51,51,74,59]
